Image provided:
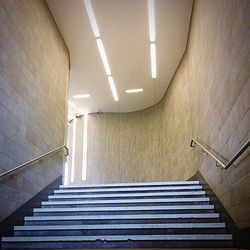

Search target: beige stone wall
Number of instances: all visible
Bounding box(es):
[0,0,69,220]
[82,0,250,228]
[87,105,163,183]
[186,0,250,229]
[85,90,197,184]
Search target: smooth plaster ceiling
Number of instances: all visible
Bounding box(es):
[46,0,193,115]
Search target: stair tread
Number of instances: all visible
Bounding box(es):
[2,234,233,242]
[51,191,206,199]
[34,204,214,212]
[53,191,206,197]
[15,223,226,231]
[59,181,200,189]
[56,186,202,193]
[43,197,209,205]
[25,213,220,221]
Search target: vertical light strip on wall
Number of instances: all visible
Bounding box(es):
[64,124,70,185]
[82,114,88,180]
[148,0,156,78]
[71,119,77,183]
[84,0,119,101]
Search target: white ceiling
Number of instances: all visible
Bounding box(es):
[47,0,193,115]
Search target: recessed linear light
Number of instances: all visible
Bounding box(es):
[125,88,144,93]
[150,43,157,79]
[71,118,77,183]
[108,76,119,101]
[84,0,100,38]
[82,113,88,181]
[73,94,91,99]
[97,39,112,76]
[84,0,119,102]
[148,0,155,42]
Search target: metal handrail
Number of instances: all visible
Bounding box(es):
[0,145,69,178]
[190,138,250,169]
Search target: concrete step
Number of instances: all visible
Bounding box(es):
[42,197,210,208]
[33,205,215,216]
[55,185,203,194]
[24,213,220,226]
[48,196,209,203]
[59,181,200,189]
[14,223,227,236]
[2,234,233,249]
[50,191,206,200]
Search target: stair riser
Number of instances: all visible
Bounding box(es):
[25,218,221,226]
[34,209,215,216]
[2,240,233,249]
[14,228,227,236]
[42,201,211,208]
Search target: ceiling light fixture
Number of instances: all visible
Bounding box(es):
[148,0,155,42]
[73,94,91,99]
[150,43,156,79]
[96,38,112,76]
[84,0,100,37]
[84,0,119,102]
[125,88,144,93]
[148,0,157,79]
[108,76,119,101]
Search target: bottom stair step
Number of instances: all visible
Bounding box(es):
[2,234,233,249]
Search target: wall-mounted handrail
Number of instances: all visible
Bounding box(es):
[190,138,250,169]
[0,145,69,178]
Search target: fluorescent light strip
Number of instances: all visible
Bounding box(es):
[73,94,91,99]
[125,88,144,93]
[150,43,156,79]
[148,0,155,42]
[71,119,77,183]
[82,114,88,181]
[96,38,112,76]
[84,0,100,37]
[84,0,119,101]
[108,76,119,101]
[64,124,70,185]
[64,161,69,185]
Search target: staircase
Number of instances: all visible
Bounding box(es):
[2,181,233,249]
